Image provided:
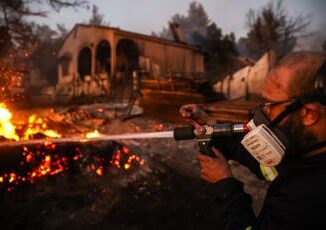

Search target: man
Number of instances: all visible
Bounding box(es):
[180,52,326,229]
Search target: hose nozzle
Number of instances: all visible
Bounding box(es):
[173,123,249,141]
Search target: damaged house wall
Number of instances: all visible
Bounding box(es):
[213,50,277,100]
[56,24,204,100]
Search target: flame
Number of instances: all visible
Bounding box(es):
[85,130,102,138]
[43,130,62,138]
[0,104,61,141]
[23,114,61,140]
[0,103,19,141]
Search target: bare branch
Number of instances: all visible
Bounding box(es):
[48,0,88,11]
[242,0,311,58]
[0,0,88,48]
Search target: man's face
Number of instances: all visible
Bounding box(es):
[262,67,292,121]
[261,67,317,152]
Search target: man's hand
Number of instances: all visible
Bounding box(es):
[197,147,233,183]
[179,104,209,124]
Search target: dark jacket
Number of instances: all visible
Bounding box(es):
[212,136,326,230]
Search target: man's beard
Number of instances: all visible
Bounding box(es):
[279,111,318,156]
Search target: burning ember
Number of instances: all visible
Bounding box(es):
[0,103,145,192]
[0,65,24,102]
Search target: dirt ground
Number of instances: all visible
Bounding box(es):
[0,109,268,229]
[103,117,269,213]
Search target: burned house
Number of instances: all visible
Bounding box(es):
[56,24,204,101]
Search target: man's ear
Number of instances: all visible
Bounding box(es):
[301,103,321,126]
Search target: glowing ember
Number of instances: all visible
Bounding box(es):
[0,140,145,192]
[28,153,65,180]
[96,167,103,176]
[0,103,19,141]
[154,124,164,131]
[124,163,131,170]
[9,173,17,183]
[0,65,24,102]
[26,153,33,163]
[123,146,129,154]
[110,148,145,170]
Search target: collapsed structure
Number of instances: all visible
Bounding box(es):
[213,50,277,100]
[56,24,204,101]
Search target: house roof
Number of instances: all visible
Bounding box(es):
[58,24,202,57]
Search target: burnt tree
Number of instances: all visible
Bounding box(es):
[240,0,310,58]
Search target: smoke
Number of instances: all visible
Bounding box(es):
[291,0,326,52]
[295,22,326,52]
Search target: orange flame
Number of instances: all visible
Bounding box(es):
[85,130,102,138]
[0,103,61,141]
[0,103,19,141]
[23,114,61,140]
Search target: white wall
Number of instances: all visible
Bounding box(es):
[213,51,277,99]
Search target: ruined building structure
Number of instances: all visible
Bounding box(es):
[56,24,204,100]
[213,50,277,100]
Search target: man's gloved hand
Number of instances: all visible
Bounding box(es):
[179,104,209,125]
[197,147,233,183]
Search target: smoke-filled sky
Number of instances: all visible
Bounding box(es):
[31,0,326,50]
